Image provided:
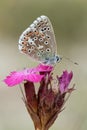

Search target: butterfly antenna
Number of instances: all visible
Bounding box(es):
[61,56,79,65]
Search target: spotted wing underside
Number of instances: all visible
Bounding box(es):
[18,15,57,62]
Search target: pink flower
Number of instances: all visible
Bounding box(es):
[4,68,44,87]
[4,64,53,87]
[58,71,73,94]
[4,61,74,130]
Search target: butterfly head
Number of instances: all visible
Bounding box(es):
[42,55,62,65]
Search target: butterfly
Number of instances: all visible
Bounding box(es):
[18,15,62,65]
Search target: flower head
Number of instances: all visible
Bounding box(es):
[4,63,74,130]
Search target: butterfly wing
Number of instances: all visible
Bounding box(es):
[18,15,57,62]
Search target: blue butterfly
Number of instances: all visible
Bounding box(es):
[18,15,62,65]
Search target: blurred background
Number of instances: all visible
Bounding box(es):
[0,0,87,130]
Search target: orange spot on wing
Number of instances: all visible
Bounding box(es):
[41,34,45,37]
[35,31,39,35]
[22,47,27,53]
[22,42,26,45]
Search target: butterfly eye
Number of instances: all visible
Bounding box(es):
[44,41,48,45]
[46,48,51,52]
[56,57,59,61]
[56,56,60,63]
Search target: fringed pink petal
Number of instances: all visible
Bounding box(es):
[4,71,24,87]
[58,71,73,94]
[4,68,44,87]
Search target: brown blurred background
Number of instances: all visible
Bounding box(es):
[0,0,87,130]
